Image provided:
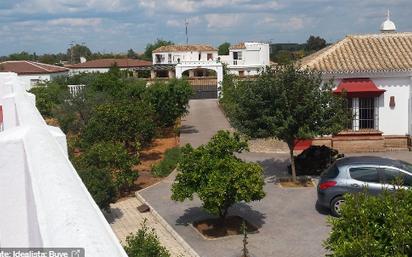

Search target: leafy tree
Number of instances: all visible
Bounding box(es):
[78,166,117,211]
[145,79,192,128]
[124,219,171,257]
[224,65,348,181]
[127,49,138,59]
[82,101,156,149]
[8,51,35,61]
[29,82,69,117]
[325,188,412,257]
[306,35,327,52]
[218,42,231,55]
[171,130,265,220]
[67,44,92,64]
[52,87,110,133]
[143,39,174,61]
[75,142,139,194]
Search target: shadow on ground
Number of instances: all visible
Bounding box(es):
[175,203,266,229]
[104,207,124,224]
[179,125,199,134]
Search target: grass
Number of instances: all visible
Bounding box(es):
[152,147,181,177]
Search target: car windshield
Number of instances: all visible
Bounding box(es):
[400,161,412,174]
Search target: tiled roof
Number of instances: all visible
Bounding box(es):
[230,42,246,50]
[299,32,412,73]
[68,58,152,69]
[153,44,217,53]
[0,61,68,75]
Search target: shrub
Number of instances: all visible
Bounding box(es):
[29,82,68,117]
[324,189,412,256]
[78,166,117,211]
[124,219,171,257]
[82,101,156,148]
[145,79,192,128]
[75,142,139,194]
[152,147,181,177]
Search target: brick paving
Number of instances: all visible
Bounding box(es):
[105,196,193,257]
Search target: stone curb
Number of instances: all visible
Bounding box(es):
[135,192,201,257]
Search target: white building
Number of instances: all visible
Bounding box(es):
[0,72,128,256]
[68,58,151,75]
[220,42,270,76]
[0,61,69,90]
[152,45,218,65]
[300,14,412,152]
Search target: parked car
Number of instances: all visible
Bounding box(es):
[317,156,412,216]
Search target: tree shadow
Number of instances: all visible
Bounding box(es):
[103,207,124,224]
[175,203,266,229]
[257,158,290,183]
[179,125,199,134]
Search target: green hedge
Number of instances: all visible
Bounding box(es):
[152,147,181,177]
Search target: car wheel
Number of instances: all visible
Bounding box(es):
[330,196,345,217]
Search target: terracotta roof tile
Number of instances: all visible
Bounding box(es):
[153,44,217,53]
[300,32,412,73]
[69,58,152,69]
[229,42,246,50]
[0,61,68,75]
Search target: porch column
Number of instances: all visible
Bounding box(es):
[189,70,195,78]
[168,70,175,79]
[150,70,157,79]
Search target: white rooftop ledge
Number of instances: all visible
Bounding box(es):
[0,72,128,256]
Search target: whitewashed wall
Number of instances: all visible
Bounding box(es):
[328,72,412,136]
[17,72,69,90]
[0,72,128,257]
[152,51,218,65]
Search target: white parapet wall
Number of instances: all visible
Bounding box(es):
[0,72,128,256]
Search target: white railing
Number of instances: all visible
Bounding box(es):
[68,84,86,96]
[0,73,128,256]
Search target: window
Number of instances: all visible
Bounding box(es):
[155,54,163,64]
[207,53,213,61]
[198,53,201,61]
[359,97,376,129]
[168,54,172,64]
[239,71,245,77]
[380,167,412,186]
[321,164,340,179]
[347,97,379,131]
[349,167,380,183]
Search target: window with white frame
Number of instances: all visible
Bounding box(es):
[347,97,379,131]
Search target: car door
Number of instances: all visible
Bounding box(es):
[379,166,412,190]
[347,165,383,195]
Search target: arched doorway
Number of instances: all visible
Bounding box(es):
[176,62,223,99]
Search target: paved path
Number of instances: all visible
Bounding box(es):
[180,99,232,147]
[106,197,194,257]
[139,153,329,257]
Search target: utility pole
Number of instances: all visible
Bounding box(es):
[69,41,75,64]
[185,19,189,45]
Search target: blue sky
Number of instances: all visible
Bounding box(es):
[0,0,411,55]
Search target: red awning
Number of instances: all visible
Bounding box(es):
[334,78,385,97]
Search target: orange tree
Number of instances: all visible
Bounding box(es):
[223,64,348,181]
[171,131,265,220]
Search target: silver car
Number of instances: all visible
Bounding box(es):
[317,156,412,216]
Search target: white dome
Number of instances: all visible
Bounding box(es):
[380,10,397,33]
[381,20,396,32]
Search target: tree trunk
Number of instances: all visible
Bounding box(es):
[289,146,297,182]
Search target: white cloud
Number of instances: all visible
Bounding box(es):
[205,14,241,28]
[48,18,102,27]
[166,16,202,27]
[260,15,310,31]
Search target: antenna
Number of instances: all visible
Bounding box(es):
[185,19,189,45]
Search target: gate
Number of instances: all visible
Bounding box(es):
[188,78,217,99]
